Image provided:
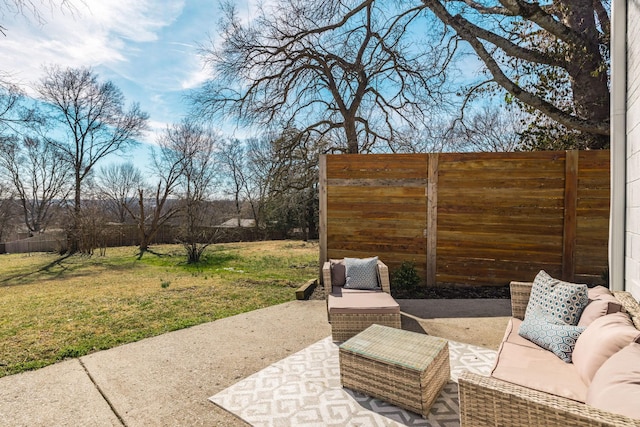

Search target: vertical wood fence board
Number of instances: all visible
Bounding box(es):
[319,155,328,279]
[426,154,438,287]
[574,150,610,279]
[562,150,579,282]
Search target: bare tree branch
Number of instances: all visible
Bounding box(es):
[36,65,148,253]
[420,0,610,146]
[193,0,450,154]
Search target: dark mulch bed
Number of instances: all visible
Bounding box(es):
[307,283,510,300]
[392,285,510,299]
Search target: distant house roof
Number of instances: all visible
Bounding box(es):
[217,218,256,228]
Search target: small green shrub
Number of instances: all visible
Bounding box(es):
[391,261,421,293]
[160,280,171,289]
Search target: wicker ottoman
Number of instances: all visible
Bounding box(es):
[339,324,450,417]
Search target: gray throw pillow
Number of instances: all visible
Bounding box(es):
[519,316,585,363]
[344,257,380,290]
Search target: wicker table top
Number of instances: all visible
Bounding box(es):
[339,324,448,371]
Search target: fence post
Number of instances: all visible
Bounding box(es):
[319,155,328,282]
[426,154,439,287]
[562,150,579,282]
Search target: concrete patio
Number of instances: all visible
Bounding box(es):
[0,298,510,426]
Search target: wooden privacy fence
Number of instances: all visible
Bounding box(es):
[3,231,66,254]
[319,150,610,287]
[0,225,277,254]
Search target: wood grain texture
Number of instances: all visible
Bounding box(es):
[321,151,610,287]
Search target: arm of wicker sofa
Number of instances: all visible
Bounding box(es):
[510,281,533,320]
[458,371,640,427]
[322,261,332,298]
[377,260,391,294]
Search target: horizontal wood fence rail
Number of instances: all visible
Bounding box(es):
[319,150,610,287]
[1,226,283,254]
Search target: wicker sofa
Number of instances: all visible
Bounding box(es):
[458,280,640,427]
[322,258,401,341]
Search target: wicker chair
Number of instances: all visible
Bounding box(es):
[458,281,640,427]
[322,259,401,341]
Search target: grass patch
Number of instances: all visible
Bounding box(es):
[0,240,319,377]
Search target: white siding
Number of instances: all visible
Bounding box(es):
[627,0,640,298]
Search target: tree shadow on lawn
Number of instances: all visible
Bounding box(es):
[0,253,75,286]
[136,248,173,260]
[0,253,135,287]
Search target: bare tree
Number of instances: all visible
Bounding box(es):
[0,180,16,241]
[195,0,451,154]
[36,66,148,253]
[0,136,70,233]
[452,105,524,152]
[75,183,111,255]
[391,118,464,153]
[218,139,248,227]
[0,79,24,130]
[170,120,220,263]
[96,162,142,223]
[418,0,610,149]
[262,130,325,240]
[124,129,186,256]
[0,0,80,35]
[244,137,280,233]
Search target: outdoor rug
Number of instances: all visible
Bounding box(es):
[210,336,497,426]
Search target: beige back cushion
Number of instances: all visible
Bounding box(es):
[572,312,640,385]
[578,299,624,327]
[586,342,640,420]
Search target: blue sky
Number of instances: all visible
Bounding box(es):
[0,0,488,167]
[0,0,259,165]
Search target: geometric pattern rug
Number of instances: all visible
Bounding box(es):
[210,336,497,426]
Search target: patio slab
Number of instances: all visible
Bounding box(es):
[0,298,510,426]
[0,359,121,427]
[399,299,511,349]
[80,300,331,426]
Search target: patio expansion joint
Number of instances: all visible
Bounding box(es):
[78,358,127,427]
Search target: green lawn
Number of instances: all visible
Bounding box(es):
[0,241,318,377]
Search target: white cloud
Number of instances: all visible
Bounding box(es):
[84,1,183,43]
[180,63,209,90]
[0,0,185,88]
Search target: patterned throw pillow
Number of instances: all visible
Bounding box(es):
[519,316,586,362]
[525,270,589,325]
[344,257,380,290]
[519,270,589,363]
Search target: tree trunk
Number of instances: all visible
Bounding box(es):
[344,114,359,154]
[562,0,610,148]
[136,189,149,255]
[67,172,82,254]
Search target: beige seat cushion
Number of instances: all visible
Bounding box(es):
[328,291,400,315]
[586,342,640,420]
[491,341,588,402]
